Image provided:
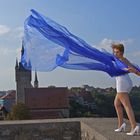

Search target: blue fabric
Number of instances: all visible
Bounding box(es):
[21,9,138,77]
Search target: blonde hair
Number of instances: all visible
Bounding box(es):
[111,43,124,54]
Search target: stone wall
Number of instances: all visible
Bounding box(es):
[0,120,81,140]
[0,118,140,140]
[81,122,107,140]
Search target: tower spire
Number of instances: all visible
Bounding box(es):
[34,70,39,88]
[21,40,24,57]
[15,58,19,68]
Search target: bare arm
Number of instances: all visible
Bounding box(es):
[122,58,140,76]
[127,67,140,76]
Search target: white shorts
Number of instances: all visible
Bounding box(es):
[115,74,133,93]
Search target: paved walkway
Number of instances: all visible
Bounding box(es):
[80,117,140,140]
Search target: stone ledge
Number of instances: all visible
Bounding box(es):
[80,118,140,140]
[0,118,140,140]
[0,120,81,140]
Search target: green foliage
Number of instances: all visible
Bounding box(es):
[70,87,83,93]
[69,86,140,122]
[91,92,116,117]
[92,89,140,122]
[69,100,83,117]
[129,93,140,122]
[83,111,97,117]
[6,102,31,120]
[69,100,95,117]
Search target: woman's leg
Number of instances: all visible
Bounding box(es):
[114,94,124,127]
[118,93,136,129]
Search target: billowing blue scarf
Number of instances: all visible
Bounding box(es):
[21,9,138,77]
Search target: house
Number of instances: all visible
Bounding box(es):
[0,90,16,119]
[0,90,16,112]
[25,87,69,119]
[69,89,96,110]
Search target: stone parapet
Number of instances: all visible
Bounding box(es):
[0,119,81,140]
[0,118,140,140]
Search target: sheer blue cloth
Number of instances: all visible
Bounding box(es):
[21,9,139,77]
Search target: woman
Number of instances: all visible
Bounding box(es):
[112,43,140,135]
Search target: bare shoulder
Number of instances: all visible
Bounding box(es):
[122,57,133,66]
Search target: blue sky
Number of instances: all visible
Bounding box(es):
[0,0,140,90]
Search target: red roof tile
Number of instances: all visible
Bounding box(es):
[1,90,16,100]
[25,87,69,109]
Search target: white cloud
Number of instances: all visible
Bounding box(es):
[94,38,134,52]
[5,26,23,40]
[0,46,15,56]
[122,38,134,45]
[0,25,23,69]
[95,38,114,52]
[130,51,140,57]
[12,26,24,39]
[0,25,10,36]
[0,47,21,62]
[0,25,23,40]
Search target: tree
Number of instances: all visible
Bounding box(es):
[91,92,116,117]
[6,102,31,120]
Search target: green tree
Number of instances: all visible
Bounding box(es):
[6,102,31,120]
[91,92,116,117]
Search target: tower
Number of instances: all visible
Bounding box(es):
[15,43,33,103]
[34,71,39,88]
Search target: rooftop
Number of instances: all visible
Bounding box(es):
[0,90,16,100]
[25,87,69,109]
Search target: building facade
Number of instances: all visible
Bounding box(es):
[15,59,33,103]
[15,43,69,119]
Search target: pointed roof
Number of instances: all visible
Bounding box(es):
[21,40,24,56]
[15,58,18,68]
[34,71,38,83]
